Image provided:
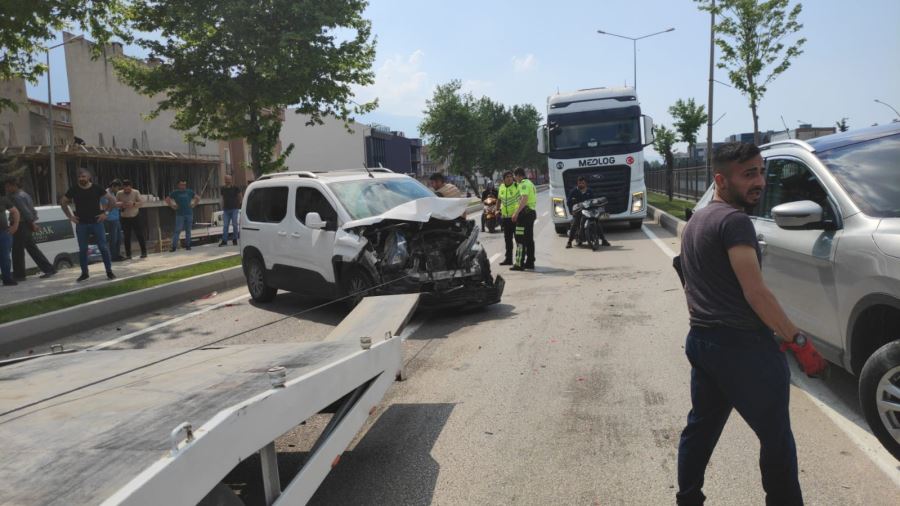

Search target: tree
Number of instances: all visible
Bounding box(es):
[114,0,376,178]
[0,1,127,112]
[836,117,849,132]
[668,98,708,161]
[696,0,806,144]
[652,125,678,201]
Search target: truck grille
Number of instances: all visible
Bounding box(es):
[563,165,631,214]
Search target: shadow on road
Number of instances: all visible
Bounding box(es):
[410,303,517,340]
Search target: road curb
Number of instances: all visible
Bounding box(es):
[0,266,245,356]
[647,205,687,238]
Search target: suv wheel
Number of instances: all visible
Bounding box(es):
[859,340,900,460]
[244,255,277,303]
[343,267,373,309]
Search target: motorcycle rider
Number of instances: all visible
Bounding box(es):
[498,171,519,265]
[480,182,499,232]
[566,176,610,248]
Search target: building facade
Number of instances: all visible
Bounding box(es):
[279,111,368,171]
[364,127,422,175]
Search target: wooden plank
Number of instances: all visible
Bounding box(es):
[323,293,419,343]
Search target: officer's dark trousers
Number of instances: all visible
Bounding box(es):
[677,326,802,506]
[501,217,514,262]
[514,209,535,266]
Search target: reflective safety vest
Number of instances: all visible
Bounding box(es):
[498,183,520,217]
[518,178,537,210]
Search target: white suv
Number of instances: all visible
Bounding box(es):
[239,168,504,308]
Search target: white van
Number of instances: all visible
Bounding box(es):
[24,206,81,271]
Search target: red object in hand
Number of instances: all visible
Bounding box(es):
[780,334,828,377]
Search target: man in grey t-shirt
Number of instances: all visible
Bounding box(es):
[675,143,824,506]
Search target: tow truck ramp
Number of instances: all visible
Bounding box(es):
[0,294,419,506]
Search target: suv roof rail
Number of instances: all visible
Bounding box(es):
[370,167,394,173]
[760,138,815,152]
[257,171,320,180]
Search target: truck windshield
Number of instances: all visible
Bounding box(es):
[549,117,640,152]
[329,177,435,220]
[817,133,900,218]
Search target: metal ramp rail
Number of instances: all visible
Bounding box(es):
[0,294,419,506]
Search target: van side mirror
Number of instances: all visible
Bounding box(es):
[772,200,824,230]
[643,115,655,146]
[305,212,326,230]
[536,125,548,154]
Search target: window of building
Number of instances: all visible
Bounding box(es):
[98,132,105,147]
[245,186,288,223]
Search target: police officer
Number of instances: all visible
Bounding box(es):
[510,167,536,271]
[497,171,519,265]
[675,142,826,506]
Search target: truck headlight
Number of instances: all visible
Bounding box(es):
[552,197,566,218]
[632,192,644,213]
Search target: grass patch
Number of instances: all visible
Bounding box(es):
[647,191,697,221]
[0,255,242,325]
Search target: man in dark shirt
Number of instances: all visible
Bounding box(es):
[219,175,242,247]
[565,176,609,248]
[3,178,56,280]
[675,143,823,506]
[61,168,115,282]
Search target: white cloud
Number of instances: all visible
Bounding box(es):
[512,54,537,72]
[353,49,429,117]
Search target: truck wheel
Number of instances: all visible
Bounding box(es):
[343,267,373,309]
[629,220,643,230]
[859,340,900,460]
[244,255,276,303]
[554,224,568,235]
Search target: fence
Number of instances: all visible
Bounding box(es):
[645,164,712,201]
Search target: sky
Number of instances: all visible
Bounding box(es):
[27,0,900,160]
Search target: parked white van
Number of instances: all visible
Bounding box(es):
[24,206,80,271]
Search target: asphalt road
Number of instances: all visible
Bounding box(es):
[33,194,900,505]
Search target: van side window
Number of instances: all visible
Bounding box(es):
[295,187,338,228]
[761,159,834,221]
[245,187,288,223]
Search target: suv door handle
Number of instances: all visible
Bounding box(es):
[757,233,767,254]
[277,231,287,237]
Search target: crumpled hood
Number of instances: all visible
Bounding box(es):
[342,197,470,230]
[873,218,900,259]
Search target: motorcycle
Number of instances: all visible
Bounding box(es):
[482,195,499,233]
[571,196,609,251]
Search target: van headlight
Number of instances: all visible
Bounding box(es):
[552,197,566,218]
[632,192,644,213]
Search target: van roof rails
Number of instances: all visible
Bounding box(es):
[257,171,319,180]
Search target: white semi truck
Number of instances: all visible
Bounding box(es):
[536,86,656,233]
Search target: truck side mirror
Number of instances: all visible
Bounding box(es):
[643,115,655,146]
[536,125,548,154]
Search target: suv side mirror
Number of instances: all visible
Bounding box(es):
[642,115,655,146]
[536,125,548,154]
[772,200,825,230]
[305,212,326,230]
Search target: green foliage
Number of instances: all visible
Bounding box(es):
[420,80,543,192]
[652,124,678,200]
[668,98,708,155]
[696,0,806,143]
[114,0,377,178]
[836,117,849,132]
[0,1,128,112]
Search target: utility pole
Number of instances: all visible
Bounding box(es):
[705,0,715,186]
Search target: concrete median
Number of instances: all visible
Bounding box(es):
[0,266,245,356]
[647,205,687,237]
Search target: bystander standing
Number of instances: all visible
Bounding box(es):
[117,179,147,259]
[1,194,21,286]
[103,179,125,261]
[3,177,56,280]
[219,175,242,247]
[165,179,200,252]
[61,168,116,282]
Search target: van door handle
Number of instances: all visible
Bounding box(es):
[277,231,287,237]
[290,232,302,238]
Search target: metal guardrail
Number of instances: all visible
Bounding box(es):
[645,165,710,201]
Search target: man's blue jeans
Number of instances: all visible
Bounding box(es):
[172,214,192,250]
[106,219,122,259]
[222,209,239,242]
[75,222,111,274]
[677,326,802,506]
[0,230,12,281]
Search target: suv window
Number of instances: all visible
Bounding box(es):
[295,187,338,228]
[245,186,288,223]
[817,133,900,218]
[760,158,835,220]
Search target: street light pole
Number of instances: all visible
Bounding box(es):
[596,27,675,92]
[705,0,716,186]
[45,35,83,204]
[874,99,900,118]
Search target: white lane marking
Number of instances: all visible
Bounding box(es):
[89,293,251,350]
[642,225,677,259]
[791,371,900,487]
[399,319,425,342]
[489,253,502,264]
[643,221,900,482]
[541,211,549,217]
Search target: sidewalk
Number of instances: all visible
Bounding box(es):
[0,243,239,310]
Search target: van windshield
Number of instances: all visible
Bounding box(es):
[329,177,435,220]
[817,133,900,218]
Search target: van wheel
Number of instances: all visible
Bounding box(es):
[629,220,643,229]
[54,256,73,271]
[244,255,276,302]
[554,224,568,235]
[859,340,900,460]
[342,267,373,309]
